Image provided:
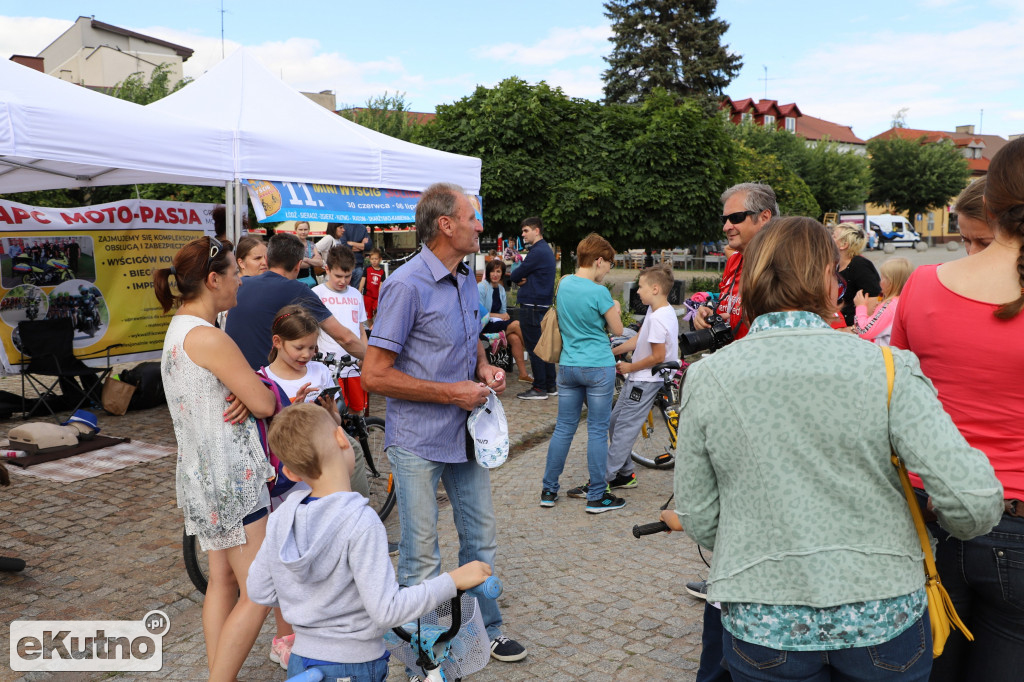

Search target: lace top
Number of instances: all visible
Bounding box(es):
[162,315,272,551]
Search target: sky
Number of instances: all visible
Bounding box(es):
[1,0,1023,141]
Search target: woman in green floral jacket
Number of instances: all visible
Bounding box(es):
[660,216,1003,681]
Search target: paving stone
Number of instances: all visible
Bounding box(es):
[0,373,710,681]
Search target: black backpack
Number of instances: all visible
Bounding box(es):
[118,362,166,411]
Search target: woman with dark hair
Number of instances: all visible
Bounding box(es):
[315,222,343,264]
[891,137,1024,682]
[154,236,278,681]
[235,236,267,277]
[660,217,1002,682]
[477,258,532,382]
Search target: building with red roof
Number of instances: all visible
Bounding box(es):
[720,97,866,153]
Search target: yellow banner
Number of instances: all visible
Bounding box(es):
[0,198,214,367]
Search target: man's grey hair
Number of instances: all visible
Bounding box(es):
[721,182,780,218]
[416,182,465,245]
[266,232,305,271]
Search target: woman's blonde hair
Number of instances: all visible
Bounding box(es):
[833,222,868,257]
[742,217,839,324]
[879,258,912,300]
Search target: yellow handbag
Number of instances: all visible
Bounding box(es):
[882,345,972,657]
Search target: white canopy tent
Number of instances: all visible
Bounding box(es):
[0,59,233,193]
[148,49,481,196]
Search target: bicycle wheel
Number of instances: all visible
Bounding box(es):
[630,407,675,469]
[360,417,396,521]
[182,529,209,595]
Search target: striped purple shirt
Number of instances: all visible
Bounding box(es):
[368,246,480,462]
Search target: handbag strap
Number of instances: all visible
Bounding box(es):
[882,346,941,583]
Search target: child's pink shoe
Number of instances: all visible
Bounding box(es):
[269,633,294,669]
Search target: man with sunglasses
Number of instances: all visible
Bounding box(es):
[689,182,778,682]
[693,183,779,341]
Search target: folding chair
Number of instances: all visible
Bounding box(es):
[17,319,121,421]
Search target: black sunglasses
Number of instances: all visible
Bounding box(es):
[720,210,758,225]
[205,236,224,273]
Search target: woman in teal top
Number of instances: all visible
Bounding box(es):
[659,217,1003,681]
[540,233,624,513]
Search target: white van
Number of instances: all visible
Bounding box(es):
[866,214,921,248]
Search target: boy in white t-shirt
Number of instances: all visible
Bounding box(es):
[312,246,370,412]
[592,264,679,492]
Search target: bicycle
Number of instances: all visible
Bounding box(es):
[183,352,395,594]
[629,360,686,470]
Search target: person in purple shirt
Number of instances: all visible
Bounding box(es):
[361,183,528,671]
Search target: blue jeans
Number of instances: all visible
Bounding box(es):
[698,602,732,682]
[541,365,615,501]
[286,651,389,681]
[386,445,502,639]
[519,304,557,392]
[723,616,931,681]
[916,490,1024,682]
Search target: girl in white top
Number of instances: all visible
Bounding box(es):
[155,235,278,681]
[262,304,334,403]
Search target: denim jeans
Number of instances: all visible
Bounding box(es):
[286,651,390,681]
[519,304,557,392]
[698,602,732,682]
[541,365,615,501]
[916,489,1024,682]
[723,615,931,681]
[385,445,502,639]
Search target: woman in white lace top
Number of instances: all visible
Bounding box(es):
[155,235,278,681]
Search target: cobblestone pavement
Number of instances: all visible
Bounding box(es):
[1,372,709,682]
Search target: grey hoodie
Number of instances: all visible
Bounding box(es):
[248,490,456,663]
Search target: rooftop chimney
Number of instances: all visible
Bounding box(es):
[955,125,975,134]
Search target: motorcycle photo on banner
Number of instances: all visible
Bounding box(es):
[0,198,215,368]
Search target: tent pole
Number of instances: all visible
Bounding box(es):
[224,182,234,241]
[234,181,245,242]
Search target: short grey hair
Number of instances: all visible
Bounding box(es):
[416,182,465,245]
[721,182,780,218]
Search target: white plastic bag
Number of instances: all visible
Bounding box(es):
[467,388,508,468]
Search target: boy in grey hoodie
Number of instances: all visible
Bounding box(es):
[248,403,491,681]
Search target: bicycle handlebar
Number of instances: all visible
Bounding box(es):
[390,576,503,646]
[632,521,670,538]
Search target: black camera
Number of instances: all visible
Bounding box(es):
[680,313,733,355]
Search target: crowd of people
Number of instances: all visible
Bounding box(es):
[155,138,1024,682]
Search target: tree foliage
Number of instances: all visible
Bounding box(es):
[728,122,869,216]
[110,62,191,105]
[867,136,971,220]
[602,0,742,104]
[339,92,419,142]
[417,79,733,272]
[730,145,820,218]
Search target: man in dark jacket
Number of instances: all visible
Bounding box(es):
[510,217,556,400]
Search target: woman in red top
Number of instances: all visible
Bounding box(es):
[891,137,1024,682]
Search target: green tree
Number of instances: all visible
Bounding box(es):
[110,62,191,104]
[417,80,733,272]
[339,92,420,142]
[603,0,742,104]
[801,139,870,214]
[731,145,820,218]
[728,122,869,216]
[867,136,970,221]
